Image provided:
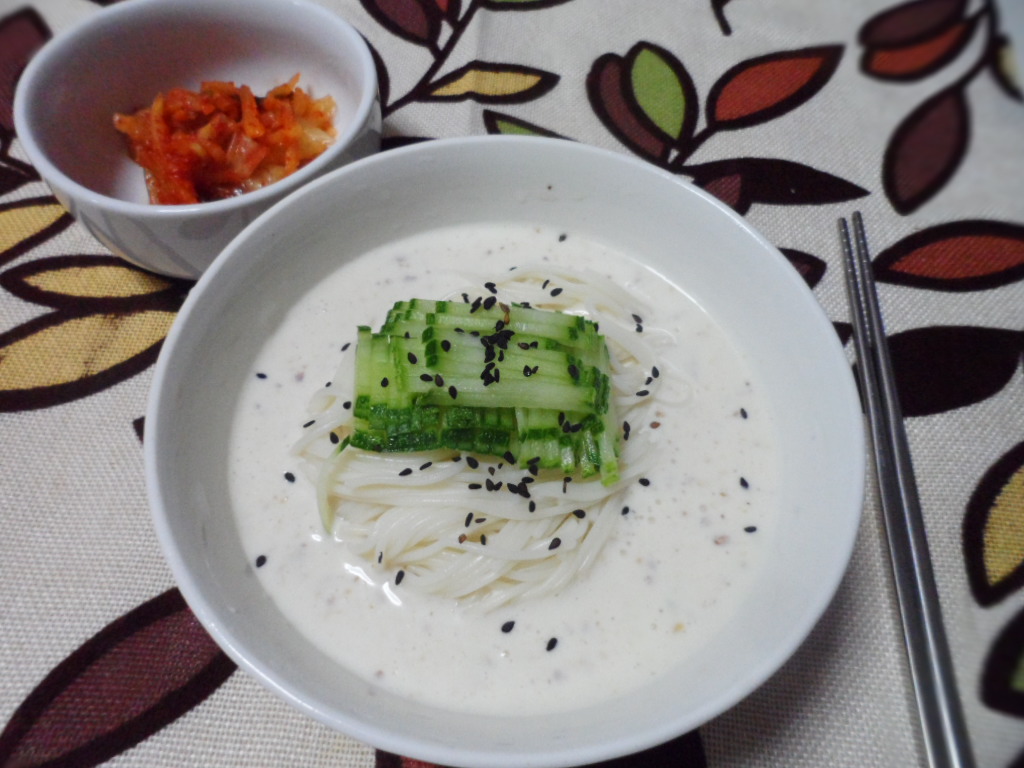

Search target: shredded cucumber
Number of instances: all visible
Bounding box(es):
[348,298,621,485]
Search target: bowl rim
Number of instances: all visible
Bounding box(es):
[146,135,865,768]
[12,0,378,219]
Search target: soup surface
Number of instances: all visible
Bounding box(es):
[228,223,779,715]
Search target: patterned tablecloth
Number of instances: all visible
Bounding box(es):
[1,0,1023,766]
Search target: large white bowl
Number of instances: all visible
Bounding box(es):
[14,0,380,279]
[145,136,864,767]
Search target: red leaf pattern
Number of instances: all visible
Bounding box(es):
[862,17,976,80]
[707,46,843,130]
[873,220,1024,290]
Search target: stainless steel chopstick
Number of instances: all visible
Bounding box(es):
[839,212,975,768]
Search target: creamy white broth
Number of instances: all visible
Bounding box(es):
[228,223,779,714]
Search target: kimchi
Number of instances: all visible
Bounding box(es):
[114,75,336,205]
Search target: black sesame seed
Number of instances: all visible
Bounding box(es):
[255,372,267,379]
[542,279,550,289]
[475,517,486,524]
[448,385,458,399]
[395,570,405,585]
[480,534,488,545]
[420,373,434,382]
[549,538,561,550]
[745,526,758,533]
[523,365,533,377]
[483,295,497,310]
[468,483,482,490]
[568,364,579,380]
[441,339,452,352]
[501,620,515,633]
[466,456,480,469]
[623,420,631,440]
[302,419,316,428]
[740,407,749,419]
[325,381,332,387]
[485,281,497,294]
[381,377,389,388]
[435,374,445,387]
[635,323,643,333]
[632,313,643,323]
[420,462,433,471]
[470,296,482,313]
[550,287,563,297]
[329,432,340,444]
[407,352,418,364]
[343,401,352,410]
[740,477,749,489]
[529,501,537,512]
[636,389,650,397]
[508,482,520,494]
[652,366,660,378]
[284,472,296,483]
[572,509,586,518]
[377,551,383,563]
[503,451,515,463]
[462,293,470,303]
[639,477,651,486]
[341,342,351,351]
[255,555,267,568]
[621,506,630,515]
[546,637,558,651]
[645,376,653,386]
[558,233,567,242]
[562,476,571,493]
[399,468,413,477]
[465,512,474,528]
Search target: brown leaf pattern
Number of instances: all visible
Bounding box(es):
[0,589,235,768]
[875,325,1023,417]
[882,83,970,214]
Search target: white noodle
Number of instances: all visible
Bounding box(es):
[296,263,679,608]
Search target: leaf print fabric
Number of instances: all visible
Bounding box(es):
[2,1,1024,768]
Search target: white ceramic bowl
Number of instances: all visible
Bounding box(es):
[146,136,864,767]
[13,0,380,279]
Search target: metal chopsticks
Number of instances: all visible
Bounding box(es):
[839,212,976,768]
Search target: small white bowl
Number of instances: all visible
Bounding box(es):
[14,0,380,279]
[146,137,864,767]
